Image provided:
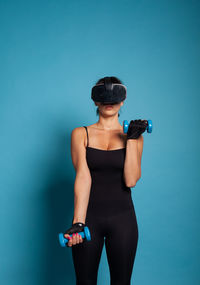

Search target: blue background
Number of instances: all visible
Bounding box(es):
[1,0,199,284]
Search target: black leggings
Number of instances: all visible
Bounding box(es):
[71,208,139,285]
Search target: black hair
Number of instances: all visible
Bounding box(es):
[94,76,123,117]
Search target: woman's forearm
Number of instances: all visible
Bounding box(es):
[123,137,143,187]
[72,174,92,224]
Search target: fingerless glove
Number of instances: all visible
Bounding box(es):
[127,120,147,140]
[64,222,85,235]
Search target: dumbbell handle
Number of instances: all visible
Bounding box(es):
[123,119,153,134]
[58,226,91,247]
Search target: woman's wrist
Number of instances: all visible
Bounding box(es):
[126,138,138,147]
[73,217,86,224]
[127,135,140,142]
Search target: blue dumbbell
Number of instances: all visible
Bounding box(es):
[123,119,153,134]
[58,226,91,247]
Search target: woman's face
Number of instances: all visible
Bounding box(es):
[95,101,124,115]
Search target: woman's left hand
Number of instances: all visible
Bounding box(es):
[127,120,147,140]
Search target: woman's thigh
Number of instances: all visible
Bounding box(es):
[71,214,105,284]
[104,209,139,285]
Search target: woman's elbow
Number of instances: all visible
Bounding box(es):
[126,174,141,188]
[126,181,136,188]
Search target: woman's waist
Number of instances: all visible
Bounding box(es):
[86,195,134,217]
[90,179,129,190]
[90,173,126,185]
[89,183,131,197]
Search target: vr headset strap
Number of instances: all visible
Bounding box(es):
[103,77,113,91]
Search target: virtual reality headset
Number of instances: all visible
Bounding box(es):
[91,77,127,104]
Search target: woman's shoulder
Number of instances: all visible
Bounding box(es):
[71,127,88,148]
[71,124,94,133]
[75,124,97,132]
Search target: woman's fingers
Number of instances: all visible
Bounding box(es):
[79,234,83,243]
[64,233,70,239]
[72,233,77,245]
[76,233,83,243]
[64,233,83,247]
[63,234,72,247]
[71,233,77,245]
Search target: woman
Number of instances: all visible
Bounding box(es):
[64,76,146,285]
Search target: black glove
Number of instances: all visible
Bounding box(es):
[127,120,147,140]
[64,222,86,236]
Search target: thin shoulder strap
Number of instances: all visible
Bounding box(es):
[83,126,89,147]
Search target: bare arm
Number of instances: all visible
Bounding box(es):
[123,134,144,187]
[71,127,92,224]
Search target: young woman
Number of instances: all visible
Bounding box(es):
[64,76,146,285]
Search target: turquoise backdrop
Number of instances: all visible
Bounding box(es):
[1,0,199,284]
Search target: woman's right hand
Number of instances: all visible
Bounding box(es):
[64,222,85,247]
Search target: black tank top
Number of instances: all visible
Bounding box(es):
[83,126,134,218]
